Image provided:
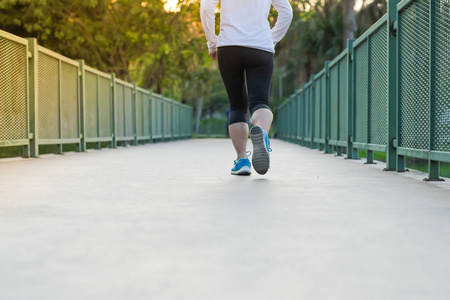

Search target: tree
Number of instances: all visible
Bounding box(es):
[274,0,344,98]
[343,0,357,48]
[0,0,212,96]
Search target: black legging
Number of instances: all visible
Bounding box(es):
[217,46,274,125]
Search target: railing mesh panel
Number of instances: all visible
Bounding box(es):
[115,84,125,138]
[314,79,321,139]
[165,101,171,136]
[369,24,388,146]
[38,52,59,139]
[184,108,188,137]
[180,106,185,137]
[290,100,295,138]
[85,71,98,138]
[159,99,164,137]
[286,101,290,138]
[432,0,450,152]
[290,101,294,138]
[287,99,290,138]
[98,76,112,138]
[173,105,178,137]
[287,100,291,138]
[304,87,310,139]
[176,106,181,136]
[289,99,293,138]
[136,92,143,137]
[398,0,430,150]
[0,37,28,141]
[294,100,298,138]
[330,66,339,141]
[354,41,369,144]
[151,97,157,137]
[61,62,78,139]
[154,98,162,137]
[297,95,302,139]
[338,57,348,142]
[320,76,326,140]
[143,94,150,137]
[124,86,134,138]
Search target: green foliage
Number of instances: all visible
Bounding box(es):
[274,0,387,104]
[275,0,344,98]
[0,0,212,103]
[0,0,387,118]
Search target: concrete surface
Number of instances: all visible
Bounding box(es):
[1,139,450,300]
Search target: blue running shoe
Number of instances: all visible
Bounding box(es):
[250,125,272,175]
[231,158,251,175]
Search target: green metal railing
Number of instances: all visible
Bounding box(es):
[0,30,30,156]
[278,0,450,180]
[0,30,193,158]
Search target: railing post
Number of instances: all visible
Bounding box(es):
[132,83,138,146]
[295,89,301,145]
[386,0,401,171]
[425,0,443,181]
[78,60,87,152]
[148,89,153,143]
[365,36,375,165]
[324,61,333,154]
[336,62,342,157]
[171,100,176,140]
[56,58,63,155]
[346,39,358,159]
[285,98,293,142]
[111,73,118,148]
[393,1,406,173]
[190,106,192,138]
[301,83,306,147]
[161,96,165,141]
[310,76,317,150]
[27,38,39,158]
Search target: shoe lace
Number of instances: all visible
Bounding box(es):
[234,151,252,165]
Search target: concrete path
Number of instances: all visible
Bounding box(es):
[1,139,450,300]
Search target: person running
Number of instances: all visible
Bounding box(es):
[200,0,293,175]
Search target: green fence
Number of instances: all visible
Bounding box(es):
[0,30,30,156]
[0,29,193,158]
[277,0,450,181]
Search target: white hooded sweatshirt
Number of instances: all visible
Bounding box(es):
[200,0,293,54]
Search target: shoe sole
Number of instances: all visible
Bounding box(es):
[250,126,270,175]
[231,166,251,175]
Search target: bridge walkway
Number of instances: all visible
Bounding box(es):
[1,139,449,299]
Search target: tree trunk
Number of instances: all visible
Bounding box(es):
[343,0,357,48]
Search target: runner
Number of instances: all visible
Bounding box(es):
[200,0,293,175]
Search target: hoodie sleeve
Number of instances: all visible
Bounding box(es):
[271,0,293,45]
[200,0,220,53]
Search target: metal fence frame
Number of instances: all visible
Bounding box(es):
[352,14,389,164]
[328,49,349,156]
[151,93,164,140]
[35,44,82,153]
[79,61,115,150]
[277,0,449,180]
[0,30,30,156]
[0,31,193,159]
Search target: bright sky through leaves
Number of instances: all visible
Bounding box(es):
[163,0,179,12]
